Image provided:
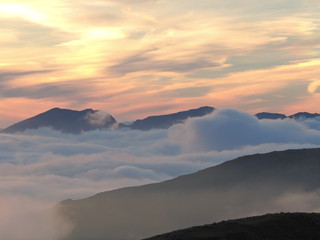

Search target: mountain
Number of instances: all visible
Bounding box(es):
[255,112,287,120]
[289,112,320,120]
[3,106,320,134]
[1,108,117,134]
[1,106,214,134]
[58,148,320,240]
[144,212,320,240]
[125,106,214,130]
[255,111,320,120]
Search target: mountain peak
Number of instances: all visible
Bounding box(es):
[1,108,117,134]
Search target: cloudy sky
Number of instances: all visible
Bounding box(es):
[0,0,319,127]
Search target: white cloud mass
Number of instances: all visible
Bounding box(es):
[169,109,320,151]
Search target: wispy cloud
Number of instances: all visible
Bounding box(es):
[0,0,319,125]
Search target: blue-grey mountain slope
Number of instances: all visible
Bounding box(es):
[1,108,117,134]
[256,111,320,120]
[59,148,320,240]
[1,106,215,134]
[255,112,287,120]
[289,112,320,120]
[124,106,215,130]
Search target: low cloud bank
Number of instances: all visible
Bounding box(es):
[170,109,320,151]
[1,109,320,200]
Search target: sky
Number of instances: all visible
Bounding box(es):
[0,0,319,127]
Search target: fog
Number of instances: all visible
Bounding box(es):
[2,109,320,239]
[0,195,72,240]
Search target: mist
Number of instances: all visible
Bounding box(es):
[0,195,72,240]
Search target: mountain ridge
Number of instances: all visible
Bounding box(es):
[126,106,214,130]
[2,106,320,134]
[1,106,215,134]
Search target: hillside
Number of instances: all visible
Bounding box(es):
[144,212,320,240]
[59,148,320,240]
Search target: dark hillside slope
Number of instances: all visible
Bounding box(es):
[59,148,320,240]
[144,212,320,240]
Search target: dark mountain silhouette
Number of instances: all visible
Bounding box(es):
[289,112,320,120]
[144,212,320,240]
[124,106,214,130]
[59,148,320,240]
[1,108,117,134]
[255,112,287,120]
[256,111,320,120]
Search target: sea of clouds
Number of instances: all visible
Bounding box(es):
[2,108,320,239]
[3,109,320,200]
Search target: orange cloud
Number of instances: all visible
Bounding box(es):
[0,0,319,125]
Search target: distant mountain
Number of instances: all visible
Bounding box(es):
[3,106,320,134]
[125,106,215,130]
[289,112,320,120]
[255,111,320,120]
[1,108,117,134]
[144,212,320,240]
[255,112,287,120]
[59,148,320,240]
[1,106,214,134]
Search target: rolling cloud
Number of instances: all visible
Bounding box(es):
[1,109,320,201]
[169,109,320,151]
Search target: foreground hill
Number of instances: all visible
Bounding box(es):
[1,108,117,134]
[124,106,215,130]
[144,212,320,240]
[59,148,320,240]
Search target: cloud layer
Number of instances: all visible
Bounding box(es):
[1,109,320,201]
